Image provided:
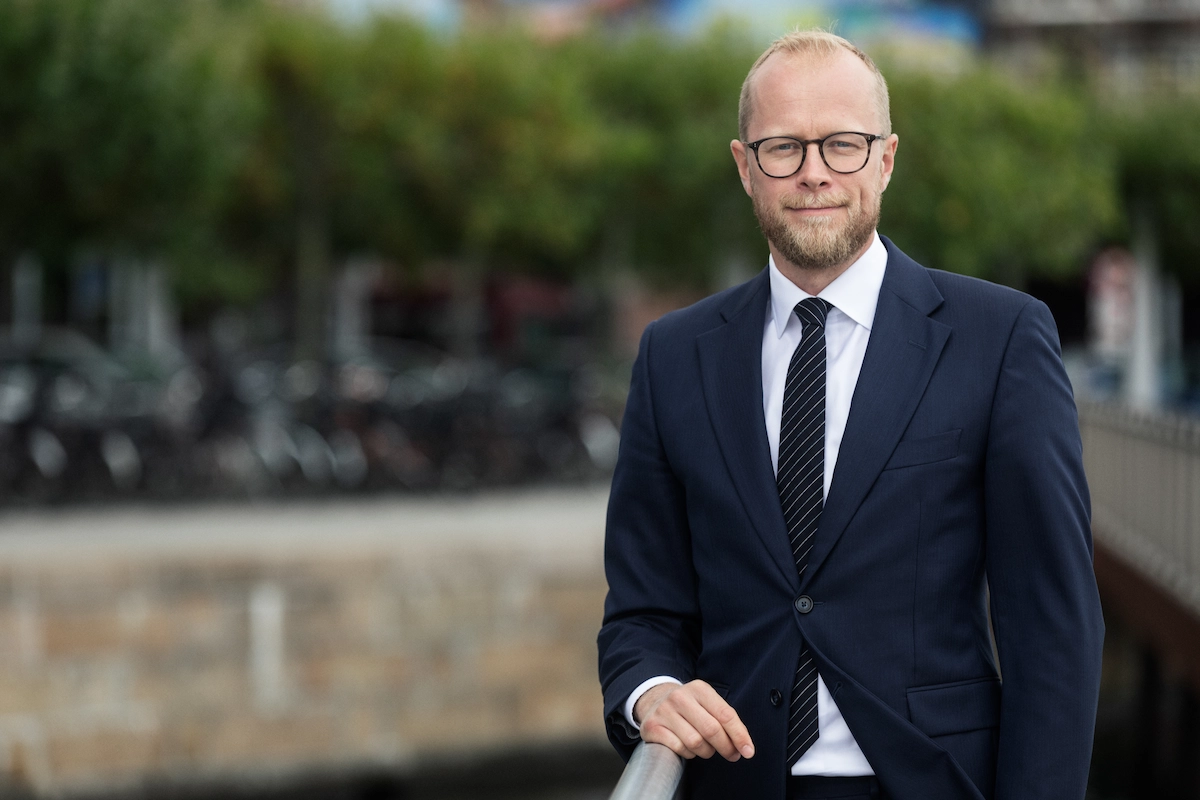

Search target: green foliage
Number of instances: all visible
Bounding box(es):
[331,17,447,264]
[576,25,762,287]
[0,0,69,259]
[421,28,611,271]
[2,0,1193,308]
[1110,100,1200,282]
[0,0,253,269]
[882,67,1120,284]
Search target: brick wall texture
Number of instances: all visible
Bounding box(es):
[0,490,611,796]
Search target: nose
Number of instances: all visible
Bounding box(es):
[794,142,833,190]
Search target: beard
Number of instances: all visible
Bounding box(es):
[752,185,880,274]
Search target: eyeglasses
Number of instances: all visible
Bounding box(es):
[744,132,885,177]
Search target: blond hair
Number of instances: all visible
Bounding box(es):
[737,29,892,140]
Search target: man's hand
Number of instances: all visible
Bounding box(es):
[634,680,755,761]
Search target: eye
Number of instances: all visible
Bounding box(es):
[825,134,866,151]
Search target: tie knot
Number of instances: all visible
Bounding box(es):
[793,297,832,329]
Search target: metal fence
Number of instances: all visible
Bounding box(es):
[1080,402,1200,617]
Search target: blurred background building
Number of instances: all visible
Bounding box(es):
[988,0,1200,95]
[0,0,1198,798]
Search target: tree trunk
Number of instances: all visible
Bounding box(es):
[13,253,42,348]
[294,202,330,364]
[446,257,485,359]
[284,80,330,366]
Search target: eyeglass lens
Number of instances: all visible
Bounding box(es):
[756,134,872,177]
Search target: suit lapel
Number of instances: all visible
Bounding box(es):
[800,240,951,590]
[697,271,799,590]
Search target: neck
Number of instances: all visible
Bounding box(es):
[770,236,873,296]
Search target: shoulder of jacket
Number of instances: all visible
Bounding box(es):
[925,268,1039,319]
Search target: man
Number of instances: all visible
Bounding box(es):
[597,30,1104,800]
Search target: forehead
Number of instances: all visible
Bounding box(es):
[748,50,879,139]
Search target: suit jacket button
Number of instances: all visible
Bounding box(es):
[795,595,813,614]
[769,689,782,707]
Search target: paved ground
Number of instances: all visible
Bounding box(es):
[0,487,612,564]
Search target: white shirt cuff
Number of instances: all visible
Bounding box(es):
[623,676,684,731]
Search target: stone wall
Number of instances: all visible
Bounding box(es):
[0,490,611,796]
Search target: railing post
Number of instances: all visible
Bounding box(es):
[608,742,685,800]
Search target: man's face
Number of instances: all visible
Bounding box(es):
[731,51,898,276]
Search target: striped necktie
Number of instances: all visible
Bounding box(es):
[777,296,831,766]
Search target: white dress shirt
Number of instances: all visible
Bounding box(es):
[625,233,888,777]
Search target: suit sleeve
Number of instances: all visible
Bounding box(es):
[597,320,701,759]
[984,299,1105,800]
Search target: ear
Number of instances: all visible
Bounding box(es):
[731,139,754,197]
[879,133,898,192]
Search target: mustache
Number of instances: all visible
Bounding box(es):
[780,194,850,210]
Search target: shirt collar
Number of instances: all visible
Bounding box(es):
[768,232,888,339]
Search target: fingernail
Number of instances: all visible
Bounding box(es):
[741,745,754,758]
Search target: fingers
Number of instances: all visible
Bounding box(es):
[641,703,707,759]
[693,684,755,759]
[638,680,755,762]
[673,688,736,760]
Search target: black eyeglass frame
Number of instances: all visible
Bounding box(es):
[743,132,887,177]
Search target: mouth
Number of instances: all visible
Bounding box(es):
[786,205,844,217]
[783,195,847,213]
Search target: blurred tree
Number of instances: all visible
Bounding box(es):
[1112,100,1200,284]
[881,66,1121,287]
[331,17,447,268]
[221,15,618,358]
[0,0,254,291]
[4,0,1184,334]
[434,30,611,272]
[394,28,618,354]
[0,0,77,266]
[231,6,359,361]
[579,25,763,289]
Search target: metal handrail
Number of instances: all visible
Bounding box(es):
[608,742,685,800]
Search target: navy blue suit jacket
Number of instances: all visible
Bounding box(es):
[598,238,1104,800]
